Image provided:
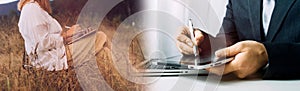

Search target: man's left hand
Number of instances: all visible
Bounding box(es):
[207,40,269,78]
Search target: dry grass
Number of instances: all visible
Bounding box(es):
[0,13,144,90]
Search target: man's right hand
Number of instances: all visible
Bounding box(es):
[176,26,205,55]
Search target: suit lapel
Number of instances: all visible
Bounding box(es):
[248,0,262,41]
[266,0,296,41]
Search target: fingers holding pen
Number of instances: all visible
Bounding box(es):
[194,29,204,46]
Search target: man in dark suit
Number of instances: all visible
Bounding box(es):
[176,0,300,79]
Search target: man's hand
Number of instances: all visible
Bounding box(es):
[207,41,269,78]
[176,26,204,55]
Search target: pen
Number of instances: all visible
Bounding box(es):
[65,26,71,29]
[188,19,199,66]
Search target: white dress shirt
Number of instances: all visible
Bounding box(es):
[262,0,276,36]
[18,2,68,71]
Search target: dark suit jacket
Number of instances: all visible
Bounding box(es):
[210,0,300,79]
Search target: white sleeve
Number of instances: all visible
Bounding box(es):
[18,3,68,71]
[18,3,50,54]
[19,3,61,35]
[20,3,63,50]
[19,3,49,28]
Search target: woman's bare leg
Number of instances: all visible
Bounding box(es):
[95,31,107,53]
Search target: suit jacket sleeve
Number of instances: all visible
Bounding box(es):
[198,0,240,58]
[216,0,239,46]
[262,42,300,79]
[218,0,300,80]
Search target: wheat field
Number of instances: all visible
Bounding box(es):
[0,11,144,90]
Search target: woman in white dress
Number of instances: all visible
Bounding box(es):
[17,0,107,71]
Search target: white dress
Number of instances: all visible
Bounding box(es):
[18,2,68,71]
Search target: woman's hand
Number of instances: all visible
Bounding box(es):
[62,24,81,38]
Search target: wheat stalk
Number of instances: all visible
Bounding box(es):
[0,73,10,90]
